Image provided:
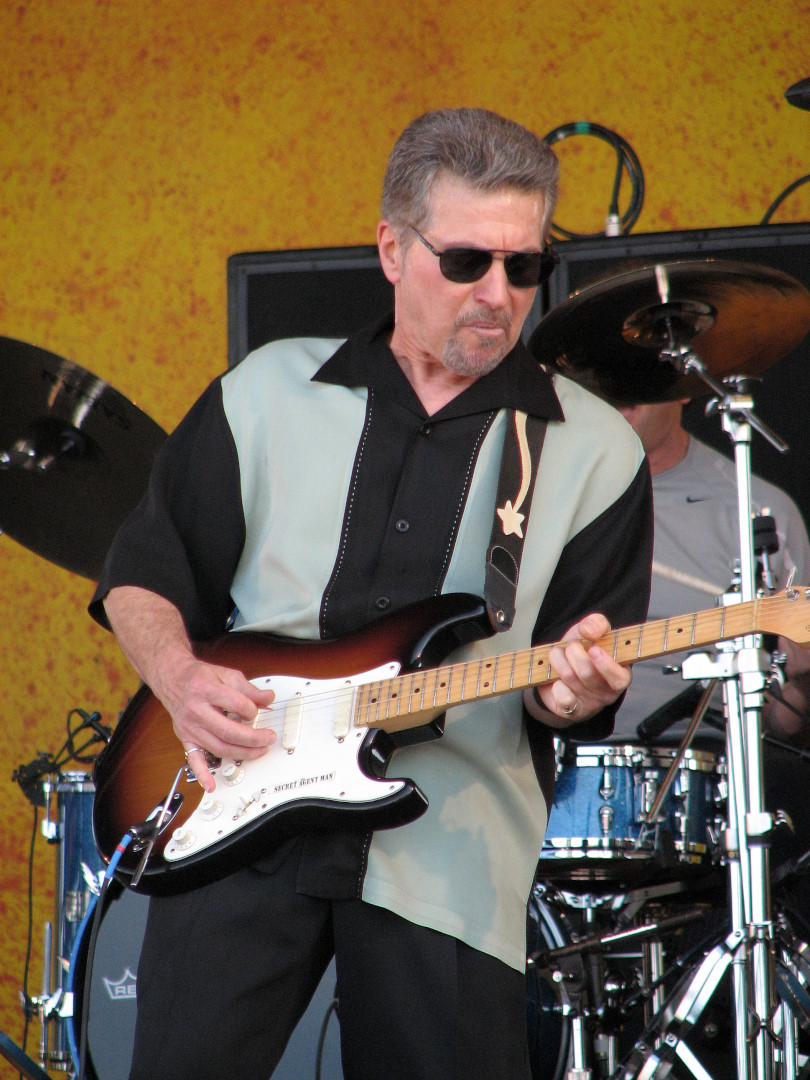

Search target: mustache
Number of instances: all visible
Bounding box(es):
[454,307,512,333]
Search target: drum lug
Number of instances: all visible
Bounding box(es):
[640,776,659,819]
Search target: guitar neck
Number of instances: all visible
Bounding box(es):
[353,597,764,734]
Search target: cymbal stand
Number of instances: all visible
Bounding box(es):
[642,294,795,1078]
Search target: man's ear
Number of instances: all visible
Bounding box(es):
[377,220,403,285]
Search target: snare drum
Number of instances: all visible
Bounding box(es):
[537,743,725,882]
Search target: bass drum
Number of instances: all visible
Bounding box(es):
[67,885,150,1080]
[526,892,571,1080]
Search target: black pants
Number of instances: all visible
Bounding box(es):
[128,839,531,1080]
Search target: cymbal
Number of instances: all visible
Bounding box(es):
[528,259,810,404]
[0,337,166,580]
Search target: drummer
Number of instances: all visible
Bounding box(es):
[610,397,810,929]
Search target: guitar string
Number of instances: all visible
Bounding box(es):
[238,593,791,742]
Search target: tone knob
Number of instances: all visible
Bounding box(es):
[199,797,224,821]
[171,825,196,850]
[221,761,245,786]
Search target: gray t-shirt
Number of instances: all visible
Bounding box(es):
[613,436,810,740]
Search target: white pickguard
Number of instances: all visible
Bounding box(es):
[163,661,402,863]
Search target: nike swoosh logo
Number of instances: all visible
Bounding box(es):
[686,496,708,503]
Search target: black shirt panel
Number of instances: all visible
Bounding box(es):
[317,314,564,639]
[320,388,497,637]
[528,459,654,744]
[89,379,245,640]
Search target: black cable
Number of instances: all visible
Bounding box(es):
[761,174,810,225]
[19,805,39,1080]
[543,121,645,240]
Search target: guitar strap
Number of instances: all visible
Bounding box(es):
[484,409,547,632]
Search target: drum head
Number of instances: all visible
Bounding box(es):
[68,885,149,1080]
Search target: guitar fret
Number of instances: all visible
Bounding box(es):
[436,665,451,707]
[636,623,643,659]
[422,667,437,710]
[400,672,414,716]
[481,657,495,696]
[460,661,472,701]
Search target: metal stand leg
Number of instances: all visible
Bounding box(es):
[0,1031,52,1080]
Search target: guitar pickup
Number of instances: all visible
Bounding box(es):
[281,693,303,752]
[332,685,354,740]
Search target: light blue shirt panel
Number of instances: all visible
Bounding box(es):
[220,337,362,639]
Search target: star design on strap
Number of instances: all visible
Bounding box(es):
[497,499,525,538]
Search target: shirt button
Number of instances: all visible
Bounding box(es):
[374,596,391,611]
[420,424,432,435]
[395,519,410,533]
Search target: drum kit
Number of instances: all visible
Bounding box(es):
[2,255,810,1080]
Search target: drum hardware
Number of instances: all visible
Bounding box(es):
[0,336,166,579]
[0,1030,52,1080]
[533,909,707,968]
[532,904,708,1080]
[613,915,810,1080]
[539,878,697,923]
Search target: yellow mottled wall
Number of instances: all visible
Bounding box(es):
[1,0,809,1071]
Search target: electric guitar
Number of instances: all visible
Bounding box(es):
[92,587,810,895]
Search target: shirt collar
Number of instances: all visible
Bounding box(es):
[313,312,565,422]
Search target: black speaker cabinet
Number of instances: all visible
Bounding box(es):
[227,223,810,527]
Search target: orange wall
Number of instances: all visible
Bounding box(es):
[1,0,809,1071]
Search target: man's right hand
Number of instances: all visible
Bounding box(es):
[104,585,276,793]
[160,655,276,792]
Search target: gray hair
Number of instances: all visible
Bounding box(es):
[381,108,559,237]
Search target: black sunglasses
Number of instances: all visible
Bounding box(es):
[408,225,559,289]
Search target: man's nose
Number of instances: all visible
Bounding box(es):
[472,258,511,307]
